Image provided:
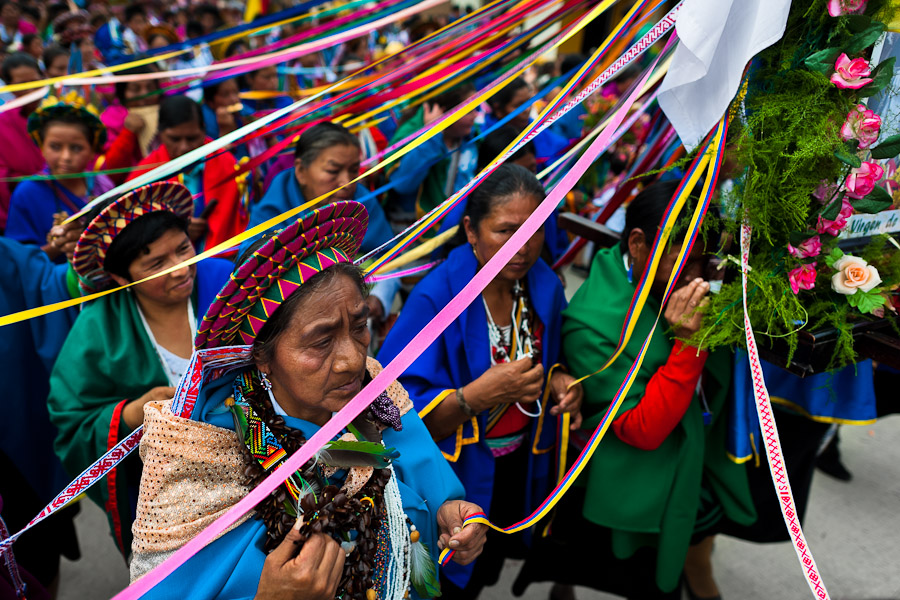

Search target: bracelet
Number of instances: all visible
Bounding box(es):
[456,387,477,418]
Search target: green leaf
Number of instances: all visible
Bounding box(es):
[845,22,886,54]
[825,247,844,268]
[834,142,862,167]
[821,197,844,221]
[804,47,842,75]
[871,133,900,159]
[845,14,874,33]
[851,186,893,213]
[846,288,886,314]
[859,56,896,96]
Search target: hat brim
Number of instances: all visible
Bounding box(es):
[72,182,194,289]
[195,201,369,350]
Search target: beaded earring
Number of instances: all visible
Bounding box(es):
[259,370,272,391]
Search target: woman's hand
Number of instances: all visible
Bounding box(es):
[664,278,710,343]
[436,500,487,566]
[465,357,544,412]
[124,111,146,134]
[548,371,583,430]
[423,102,444,126]
[122,386,176,430]
[255,520,345,600]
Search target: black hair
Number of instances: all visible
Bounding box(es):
[477,124,535,172]
[560,53,587,76]
[42,44,69,67]
[201,77,237,105]
[293,121,359,163]
[103,210,189,282]
[124,5,146,24]
[489,77,528,112]
[193,4,222,27]
[432,80,475,112]
[158,94,204,131]
[1,51,39,82]
[185,20,204,38]
[37,110,98,149]
[19,5,38,23]
[114,66,160,106]
[251,261,368,365]
[621,180,684,250]
[21,32,39,49]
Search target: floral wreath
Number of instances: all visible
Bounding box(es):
[27,92,108,152]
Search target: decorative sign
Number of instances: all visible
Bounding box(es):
[840,209,900,239]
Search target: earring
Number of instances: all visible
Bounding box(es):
[471,244,478,259]
[259,370,272,391]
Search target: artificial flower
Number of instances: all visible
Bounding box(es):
[816,198,853,236]
[840,104,882,148]
[830,53,873,89]
[789,263,818,294]
[831,254,881,294]
[827,0,867,16]
[844,160,885,199]
[787,235,822,259]
[813,180,840,204]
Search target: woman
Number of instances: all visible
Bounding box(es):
[378,165,583,598]
[247,122,395,321]
[243,65,293,114]
[129,95,248,252]
[130,200,487,599]
[200,77,262,161]
[100,66,161,181]
[0,52,44,230]
[47,182,233,558]
[6,93,115,257]
[41,44,69,79]
[513,181,756,600]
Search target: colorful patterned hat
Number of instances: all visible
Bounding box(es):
[27,92,108,152]
[72,181,194,289]
[195,201,369,349]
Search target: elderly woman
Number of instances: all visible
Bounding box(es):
[130,201,486,599]
[377,164,582,598]
[48,182,233,557]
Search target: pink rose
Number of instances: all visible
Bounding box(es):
[830,53,873,89]
[788,235,822,259]
[788,263,818,295]
[816,198,853,236]
[813,180,840,204]
[844,160,885,198]
[831,255,881,294]
[840,104,882,148]
[827,0,867,16]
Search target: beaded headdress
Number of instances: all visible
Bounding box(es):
[27,91,108,151]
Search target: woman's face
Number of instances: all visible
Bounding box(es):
[42,123,93,176]
[258,273,371,427]
[294,144,359,205]
[464,192,544,283]
[444,92,478,140]
[79,37,96,63]
[627,229,708,296]
[249,66,278,92]
[498,86,532,131]
[109,228,197,305]
[210,79,241,109]
[512,151,537,173]
[26,36,43,59]
[160,120,205,158]
[45,55,67,79]
[8,64,41,98]
[123,79,159,107]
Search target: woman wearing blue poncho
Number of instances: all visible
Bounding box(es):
[130,201,487,600]
[378,165,583,598]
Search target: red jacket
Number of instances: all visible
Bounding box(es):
[128,140,248,253]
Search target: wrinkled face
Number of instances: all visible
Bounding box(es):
[123,79,159,107]
[258,274,370,426]
[464,192,544,283]
[497,86,532,131]
[249,66,278,92]
[160,120,205,158]
[210,78,240,109]
[110,228,197,305]
[45,55,67,78]
[42,123,93,176]
[295,144,359,205]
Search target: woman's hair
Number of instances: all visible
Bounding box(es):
[251,261,368,365]
[489,76,528,112]
[433,80,475,111]
[201,78,234,105]
[114,65,159,106]
[621,180,683,249]
[477,124,535,172]
[158,95,204,131]
[1,51,39,82]
[293,121,359,163]
[21,32,38,49]
[102,210,189,281]
[38,110,97,149]
[42,44,69,67]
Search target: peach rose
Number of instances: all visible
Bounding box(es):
[831,255,882,294]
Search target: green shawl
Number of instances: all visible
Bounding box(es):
[47,289,178,557]
[561,247,755,592]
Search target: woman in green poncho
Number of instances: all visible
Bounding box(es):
[47,182,232,559]
[514,181,756,599]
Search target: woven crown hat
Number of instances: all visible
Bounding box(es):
[72,181,194,289]
[27,92,108,152]
[195,201,369,350]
